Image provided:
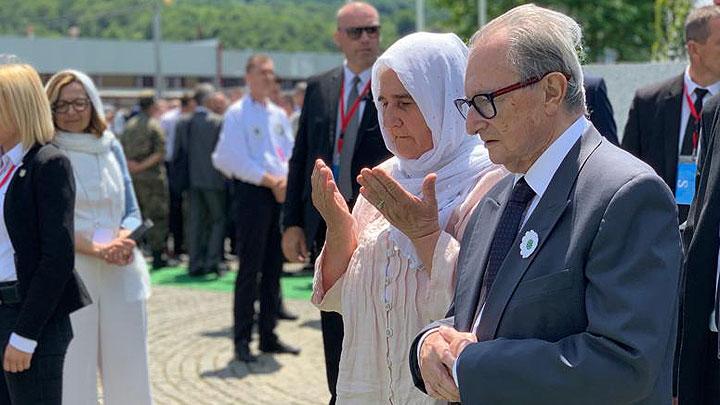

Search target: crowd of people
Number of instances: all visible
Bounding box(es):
[0,1,719,404]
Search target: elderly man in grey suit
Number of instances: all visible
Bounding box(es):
[174,83,228,276]
[408,4,682,404]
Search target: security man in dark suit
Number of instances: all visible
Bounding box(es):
[622,5,720,223]
[677,93,720,404]
[281,2,391,403]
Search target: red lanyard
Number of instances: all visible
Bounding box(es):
[337,77,371,155]
[0,164,17,190]
[684,85,702,154]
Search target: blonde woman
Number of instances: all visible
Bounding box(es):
[0,62,90,404]
[46,70,152,405]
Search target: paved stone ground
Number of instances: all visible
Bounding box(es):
[146,285,330,405]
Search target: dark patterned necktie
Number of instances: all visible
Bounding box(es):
[681,88,709,155]
[476,177,536,311]
[338,76,361,200]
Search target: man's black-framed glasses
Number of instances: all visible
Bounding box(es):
[53,98,91,114]
[341,25,381,40]
[454,72,569,120]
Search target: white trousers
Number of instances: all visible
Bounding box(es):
[63,257,152,405]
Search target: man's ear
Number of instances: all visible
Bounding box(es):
[333,30,341,49]
[543,72,568,115]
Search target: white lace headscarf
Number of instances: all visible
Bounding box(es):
[371,32,494,267]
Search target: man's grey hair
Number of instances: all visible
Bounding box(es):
[470,4,586,114]
[685,5,720,44]
[193,83,215,105]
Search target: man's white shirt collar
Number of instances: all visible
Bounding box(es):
[342,61,372,89]
[684,67,720,98]
[516,116,590,199]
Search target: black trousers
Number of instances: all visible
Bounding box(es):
[0,307,72,405]
[166,161,185,254]
[313,221,344,405]
[679,330,720,404]
[233,181,281,346]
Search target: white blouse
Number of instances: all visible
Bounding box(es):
[312,166,507,404]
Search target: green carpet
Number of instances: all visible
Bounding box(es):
[150,266,314,301]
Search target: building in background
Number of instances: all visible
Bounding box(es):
[0,35,342,106]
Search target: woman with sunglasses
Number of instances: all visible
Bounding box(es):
[46,70,152,405]
[0,62,90,404]
[311,32,506,404]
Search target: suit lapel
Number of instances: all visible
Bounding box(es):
[354,89,377,153]
[454,177,512,331]
[662,75,684,190]
[4,144,39,227]
[475,127,604,341]
[323,67,343,157]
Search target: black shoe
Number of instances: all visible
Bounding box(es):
[213,263,229,278]
[235,345,257,363]
[277,308,299,321]
[188,269,209,278]
[152,251,168,270]
[260,339,300,355]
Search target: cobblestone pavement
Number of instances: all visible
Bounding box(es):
[147,286,330,405]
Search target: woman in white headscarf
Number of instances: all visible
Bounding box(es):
[311,32,507,404]
[45,70,152,405]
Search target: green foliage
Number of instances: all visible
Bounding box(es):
[1,0,683,61]
[430,0,659,62]
[0,0,423,52]
[652,0,692,61]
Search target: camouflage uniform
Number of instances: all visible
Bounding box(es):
[120,112,168,256]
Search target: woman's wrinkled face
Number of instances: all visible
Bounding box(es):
[377,69,433,159]
[53,81,92,133]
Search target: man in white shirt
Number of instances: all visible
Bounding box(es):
[212,54,299,363]
[409,5,682,404]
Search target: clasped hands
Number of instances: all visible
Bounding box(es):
[96,230,136,266]
[418,326,478,402]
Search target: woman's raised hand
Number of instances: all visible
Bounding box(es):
[311,159,355,231]
[357,167,439,240]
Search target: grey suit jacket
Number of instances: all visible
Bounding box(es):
[175,110,226,191]
[410,126,682,404]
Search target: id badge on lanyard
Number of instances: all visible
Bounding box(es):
[675,86,701,205]
[675,155,697,206]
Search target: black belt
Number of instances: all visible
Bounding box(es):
[0,282,21,305]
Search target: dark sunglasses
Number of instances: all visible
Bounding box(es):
[53,98,91,114]
[454,72,570,120]
[341,25,380,40]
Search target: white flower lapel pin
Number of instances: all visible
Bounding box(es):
[519,230,539,259]
[18,168,26,178]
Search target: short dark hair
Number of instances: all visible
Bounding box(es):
[180,92,193,107]
[245,54,272,74]
[685,5,720,43]
[138,95,156,111]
